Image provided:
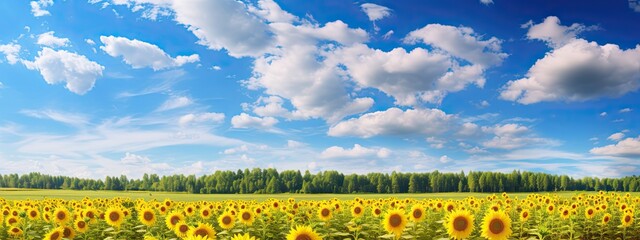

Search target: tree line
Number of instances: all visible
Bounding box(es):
[1,169,639,194]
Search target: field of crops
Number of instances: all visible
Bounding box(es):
[1,191,638,239]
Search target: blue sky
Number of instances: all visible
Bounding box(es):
[0,0,639,179]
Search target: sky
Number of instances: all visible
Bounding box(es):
[0,0,639,179]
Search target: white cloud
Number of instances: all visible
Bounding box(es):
[465,146,488,154]
[328,108,454,138]
[600,112,607,117]
[523,16,594,48]
[591,135,640,157]
[100,36,199,70]
[231,113,278,130]
[172,0,274,57]
[21,109,89,127]
[31,0,53,17]
[320,144,391,159]
[427,137,446,149]
[382,30,394,39]
[589,137,599,141]
[22,48,104,95]
[501,17,640,104]
[482,123,556,150]
[156,96,193,111]
[120,152,151,164]
[178,112,225,127]
[631,0,640,12]
[37,31,70,47]
[223,145,249,155]
[212,65,221,70]
[405,24,507,67]
[0,43,21,65]
[286,140,305,148]
[248,0,297,23]
[85,39,96,45]
[607,132,625,141]
[620,108,633,113]
[360,3,391,21]
[439,155,453,163]
[480,0,494,5]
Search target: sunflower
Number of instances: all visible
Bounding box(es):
[44,227,64,240]
[165,211,185,230]
[444,209,475,240]
[410,205,426,222]
[7,226,23,237]
[382,209,407,237]
[560,208,571,220]
[602,213,612,225]
[520,209,530,222]
[200,208,212,219]
[183,236,211,240]
[62,225,76,240]
[231,233,256,240]
[318,205,333,221]
[104,207,125,228]
[174,221,191,238]
[185,204,196,216]
[585,206,596,219]
[27,208,40,220]
[189,222,217,239]
[481,210,512,240]
[75,219,88,233]
[621,212,634,228]
[239,209,255,226]
[546,204,555,214]
[218,212,236,230]
[5,215,20,226]
[351,204,365,218]
[53,207,71,225]
[84,208,98,224]
[372,206,383,217]
[286,225,322,240]
[138,208,156,227]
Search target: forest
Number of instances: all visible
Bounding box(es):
[1,169,638,194]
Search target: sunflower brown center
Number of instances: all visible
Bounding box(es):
[354,207,362,214]
[194,228,209,237]
[588,209,594,215]
[144,212,154,221]
[50,232,60,240]
[77,221,86,228]
[453,216,468,231]
[295,233,312,240]
[87,212,94,218]
[321,208,330,217]
[522,212,528,218]
[203,210,210,216]
[222,216,232,225]
[171,216,180,225]
[11,227,20,233]
[242,212,251,220]
[604,216,610,222]
[109,212,120,221]
[187,208,193,213]
[447,205,454,212]
[548,206,554,211]
[563,210,569,216]
[179,225,188,232]
[389,214,402,227]
[375,209,381,215]
[30,211,37,217]
[413,209,422,219]
[63,228,71,237]
[57,212,66,220]
[625,215,631,223]
[489,218,504,234]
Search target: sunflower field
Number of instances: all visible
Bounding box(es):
[0,191,639,240]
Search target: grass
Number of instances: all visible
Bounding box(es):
[0,188,624,201]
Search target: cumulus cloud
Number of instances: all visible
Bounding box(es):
[248,0,297,23]
[120,152,151,165]
[0,43,21,65]
[405,24,507,67]
[156,96,193,111]
[100,36,199,70]
[231,113,278,130]
[620,108,632,113]
[631,0,640,12]
[523,16,592,48]
[37,31,70,47]
[179,112,225,127]
[591,135,640,157]
[360,3,392,21]
[31,0,53,17]
[607,132,625,141]
[172,0,275,57]
[320,144,391,159]
[22,48,104,95]
[480,0,494,5]
[328,108,454,138]
[481,123,556,150]
[501,17,640,104]
[600,112,607,117]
